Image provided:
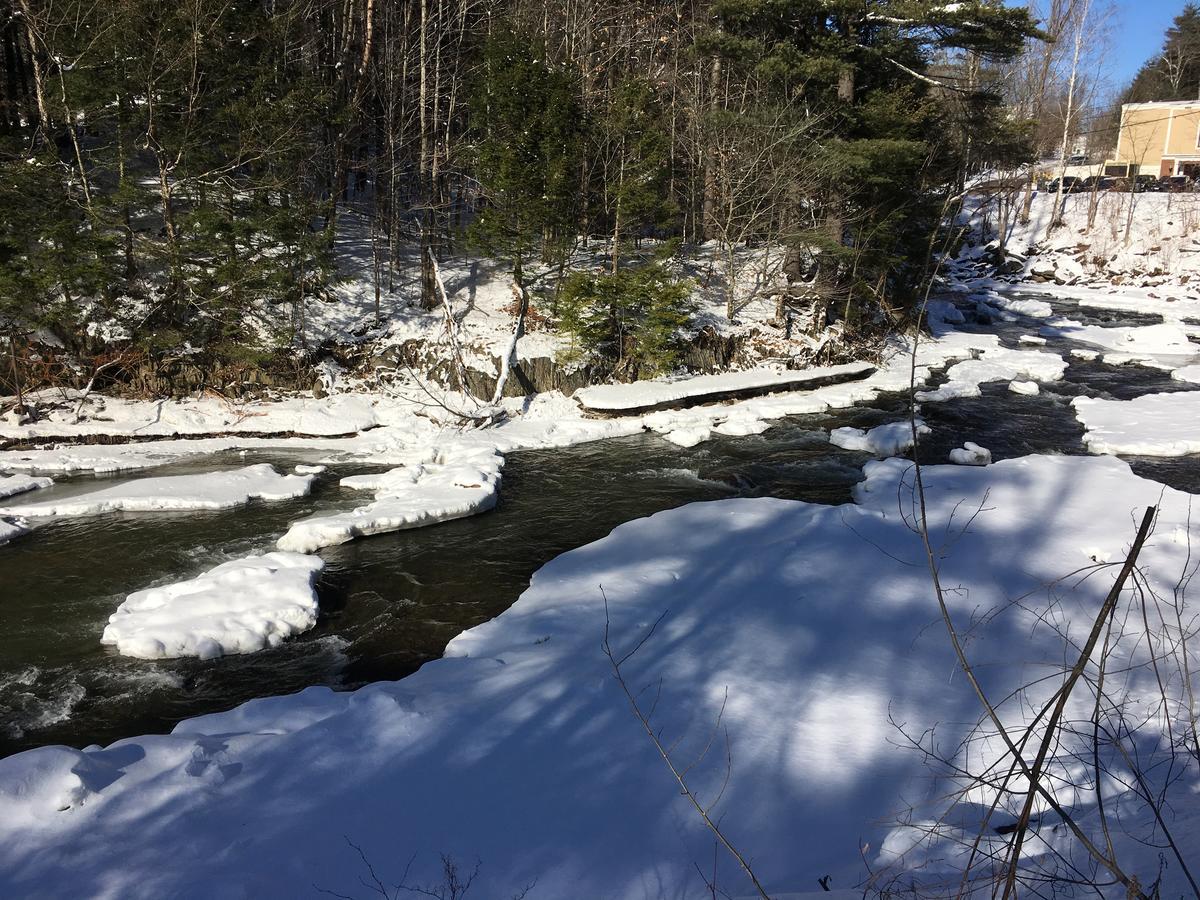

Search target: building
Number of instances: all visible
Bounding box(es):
[1108,100,1200,177]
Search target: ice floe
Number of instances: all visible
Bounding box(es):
[0,474,53,500]
[1074,392,1200,456]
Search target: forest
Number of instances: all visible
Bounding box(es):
[0,0,1040,384]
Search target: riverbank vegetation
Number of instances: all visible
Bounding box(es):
[1,0,1040,397]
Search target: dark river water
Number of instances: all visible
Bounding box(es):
[2,290,1198,756]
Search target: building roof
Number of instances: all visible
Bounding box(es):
[1123,100,1200,111]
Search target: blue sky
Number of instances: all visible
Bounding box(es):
[1108,0,1183,87]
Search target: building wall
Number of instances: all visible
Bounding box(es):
[1113,103,1200,176]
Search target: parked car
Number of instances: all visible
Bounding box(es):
[1159,175,1195,193]
[1134,174,1160,192]
[1047,176,1083,193]
[1079,175,1116,191]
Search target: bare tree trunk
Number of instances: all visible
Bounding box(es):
[1047,0,1091,237]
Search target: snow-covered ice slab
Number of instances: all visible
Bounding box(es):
[0,455,1195,898]
[574,362,875,415]
[0,464,313,518]
[0,516,29,546]
[1039,321,1197,368]
[916,342,1066,402]
[830,420,928,457]
[277,446,503,553]
[1172,364,1200,384]
[101,552,326,659]
[1074,392,1200,456]
[0,474,52,499]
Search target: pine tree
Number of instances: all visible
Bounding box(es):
[604,78,677,273]
[706,0,1040,321]
[468,29,584,288]
[1125,4,1200,102]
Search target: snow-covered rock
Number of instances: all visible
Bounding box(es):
[1008,380,1039,395]
[829,420,929,457]
[949,442,991,465]
[101,553,326,660]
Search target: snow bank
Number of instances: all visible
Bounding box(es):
[0,474,52,499]
[1074,392,1200,456]
[0,464,313,518]
[829,419,928,457]
[277,446,503,553]
[574,362,875,414]
[0,393,379,442]
[101,553,326,660]
[0,455,1194,898]
[948,441,991,465]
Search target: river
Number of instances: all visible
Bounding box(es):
[2,291,1197,757]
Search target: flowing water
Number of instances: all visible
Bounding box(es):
[3,291,1198,757]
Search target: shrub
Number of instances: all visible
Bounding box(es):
[557,265,693,379]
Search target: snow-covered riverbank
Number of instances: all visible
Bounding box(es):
[1,453,1196,898]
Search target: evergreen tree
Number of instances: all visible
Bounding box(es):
[706,0,1040,321]
[468,29,584,287]
[558,263,694,379]
[603,78,677,272]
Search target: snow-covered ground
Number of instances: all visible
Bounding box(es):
[1,454,1195,898]
[101,553,325,660]
[957,190,1200,296]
